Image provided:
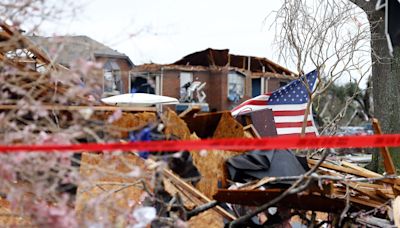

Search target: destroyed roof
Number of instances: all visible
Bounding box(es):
[132,63,215,72]
[173,48,296,76]
[28,35,134,67]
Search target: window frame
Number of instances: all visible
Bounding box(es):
[227,71,246,101]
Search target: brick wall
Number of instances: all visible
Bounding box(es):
[115,58,132,93]
[267,78,291,93]
[208,69,225,111]
[161,68,257,111]
[161,70,180,98]
[95,57,132,94]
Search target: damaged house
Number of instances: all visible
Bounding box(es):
[131,48,296,111]
[29,35,134,97]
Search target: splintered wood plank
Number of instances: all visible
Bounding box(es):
[375,189,395,199]
[346,182,385,201]
[343,160,400,185]
[162,167,236,221]
[341,161,383,178]
[243,124,261,138]
[308,159,373,177]
[372,118,397,175]
[309,159,400,186]
[352,182,395,196]
[350,197,384,208]
[163,178,199,210]
[178,105,201,118]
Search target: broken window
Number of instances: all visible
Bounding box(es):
[228,71,245,102]
[180,72,193,98]
[130,72,156,94]
[103,60,122,96]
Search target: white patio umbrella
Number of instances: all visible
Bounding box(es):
[101,93,179,106]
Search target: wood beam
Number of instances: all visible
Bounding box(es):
[0,104,156,112]
[372,118,397,175]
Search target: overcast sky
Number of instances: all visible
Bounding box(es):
[41,0,284,66]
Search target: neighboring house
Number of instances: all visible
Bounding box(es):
[131,48,296,111]
[29,35,134,97]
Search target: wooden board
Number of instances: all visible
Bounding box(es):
[372,118,397,175]
[0,104,156,112]
[243,124,261,138]
[162,167,235,221]
[214,189,348,212]
[178,105,201,118]
[213,112,244,139]
[341,161,384,178]
[182,111,224,138]
[189,133,241,198]
[75,152,150,225]
[235,108,277,137]
[308,159,382,178]
[163,109,191,140]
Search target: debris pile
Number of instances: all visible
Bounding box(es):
[76,108,400,227]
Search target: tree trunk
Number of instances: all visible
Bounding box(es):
[364,2,400,172]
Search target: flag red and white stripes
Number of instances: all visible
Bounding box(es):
[231,70,319,136]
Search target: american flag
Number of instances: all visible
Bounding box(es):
[231,70,319,136]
